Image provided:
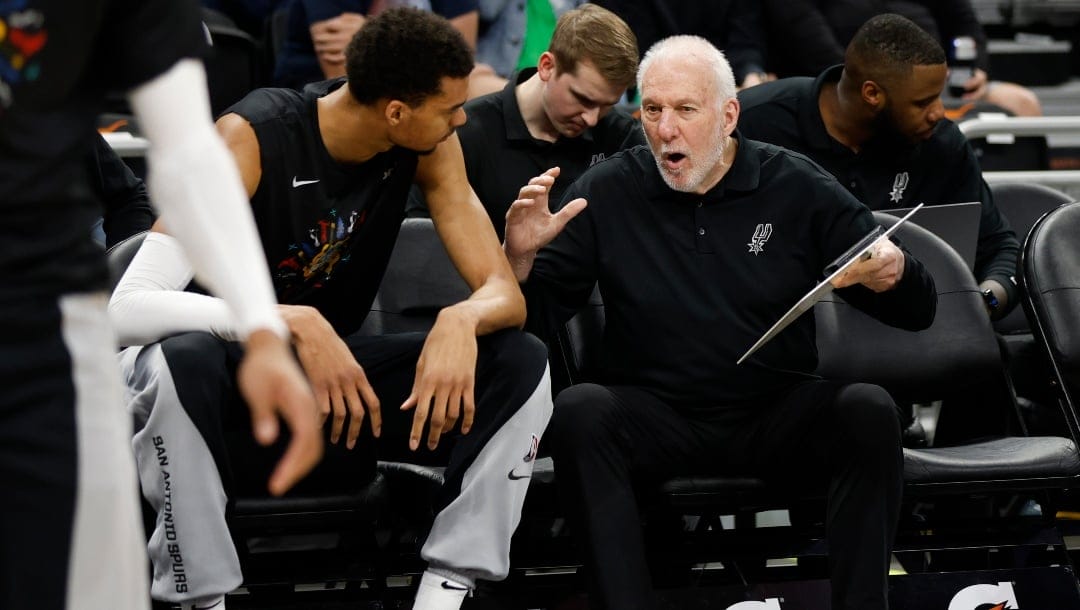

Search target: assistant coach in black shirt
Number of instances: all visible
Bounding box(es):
[455,4,643,238]
[503,35,936,610]
[738,13,1018,319]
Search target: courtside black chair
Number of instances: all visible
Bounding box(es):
[990,182,1075,336]
[358,218,470,335]
[817,212,1080,493]
[204,23,262,117]
[991,183,1077,419]
[106,230,149,290]
[106,231,394,599]
[1021,202,1080,454]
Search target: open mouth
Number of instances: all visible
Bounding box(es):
[662,152,687,170]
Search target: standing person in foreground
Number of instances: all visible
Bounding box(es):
[0,1,321,609]
[739,13,1018,320]
[504,36,937,609]
[110,8,552,610]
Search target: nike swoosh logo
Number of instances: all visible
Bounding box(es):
[292,177,320,188]
[193,602,223,610]
[441,580,470,591]
[507,468,531,481]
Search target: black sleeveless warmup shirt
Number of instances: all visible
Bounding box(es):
[225,79,419,336]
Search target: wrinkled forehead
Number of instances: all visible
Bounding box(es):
[641,55,715,102]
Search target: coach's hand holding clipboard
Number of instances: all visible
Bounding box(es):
[737,204,923,365]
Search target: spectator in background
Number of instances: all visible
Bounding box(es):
[739,13,1020,321]
[763,0,1042,116]
[88,132,154,248]
[594,0,773,89]
[275,0,479,90]
[452,3,643,236]
[470,0,584,97]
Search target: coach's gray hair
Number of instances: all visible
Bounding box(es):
[637,35,736,108]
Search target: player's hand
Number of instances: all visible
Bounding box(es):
[236,328,323,496]
[399,307,478,451]
[279,305,381,449]
[831,239,905,292]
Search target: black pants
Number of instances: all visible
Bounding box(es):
[547,380,903,610]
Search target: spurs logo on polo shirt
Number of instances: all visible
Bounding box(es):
[748,223,773,255]
[889,171,909,203]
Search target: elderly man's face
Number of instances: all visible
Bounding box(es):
[639,54,737,194]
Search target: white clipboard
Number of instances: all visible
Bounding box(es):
[737,204,923,365]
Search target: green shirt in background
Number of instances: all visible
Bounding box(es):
[516,0,556,70]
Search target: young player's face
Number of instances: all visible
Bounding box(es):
[878,63,948,146]
[397,76,469,153]
[539,55,625,139]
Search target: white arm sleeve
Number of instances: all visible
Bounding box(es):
[109,232,240,346]
[127,58,286,340]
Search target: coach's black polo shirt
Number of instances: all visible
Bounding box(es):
[526,134,936,418]
[737,65,1018,307]
[458,68,644,239]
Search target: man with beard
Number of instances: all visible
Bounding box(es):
[737,13,1018,320]
[109,9,552,610]
[503,35,936,610]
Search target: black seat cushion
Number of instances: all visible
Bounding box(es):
[904,437,1080,484]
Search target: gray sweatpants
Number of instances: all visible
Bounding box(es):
[120,329,552,602]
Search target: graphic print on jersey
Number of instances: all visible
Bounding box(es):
[0,0,48,110]
[275,206,366,298]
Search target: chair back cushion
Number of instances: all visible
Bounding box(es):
[815,212,1003,403]
[359,218,470,335]
[991,182,1074,334]
[1023,202,1080,401]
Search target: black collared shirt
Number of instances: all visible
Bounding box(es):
[737,65,1019,308]
[526,134,936,417]
[457,68,644,239]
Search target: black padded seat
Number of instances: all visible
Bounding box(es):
[231,471,388,528]
[904,437,1080,485]
[657,477,771,510]
[359,218,470,335]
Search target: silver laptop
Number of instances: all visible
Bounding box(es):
[879,201,981,271]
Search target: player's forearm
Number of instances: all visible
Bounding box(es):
[441,277,526,335]
[127,59,285,341]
